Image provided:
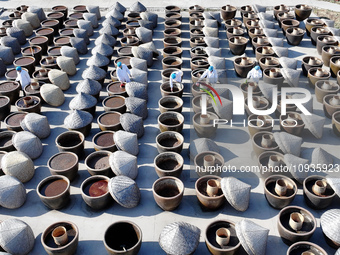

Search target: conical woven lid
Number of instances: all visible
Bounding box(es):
[139,41,159,57]
[120,113,144,138]
[258,12,274,21]
[0,219,34,255]
[281,68,301,87]
[209,12,222,25]
[126,82,148,100]
[138,20,153,30]
[253,4,266,13]
[204,19,218,28]
[212,96,233,120]
[60,46,79,65]
[130,1,147,12]
[329,27,340,36]
[82,65,107,80]
[136,27,152,43]
[0,175,26,209]
[109,151,138,179]
[205,47,222,57]
[189,138,219,160]
[204,36,219,48]
[125,97,148,119]
[48,69,71,90]
[208,56,226,69]
[322,19,335,27]
[273,132,302,156]
[83,13,98,28]
[292,93,313,113]
[263,28,277,37]
[131,68,148,85]
[114,130,139,156]
[268,37,283,47]
[64,109,93,129]
[235,219,269,255]
[140,11,158,29]
[100,24,119,37]
[109,2,126,13]
[108,175,140,208]
[86,5,101,20]
[73,28,89,43]
[321,209,340,244]
[105,8,124,20]
[284,154,309,183]
[12,131,43,159]
[87,52,110,67]
[259,82,276,102]
[92,43,114,57]
[203,27,218,37]
[103,16,121,28]
[1,151,35,183]
[312,147,333,165]
[22,113,50,139]
[221,177,251,211]
[300,114,325,139]
[273,46,288,57]
[76,79,102,95]
[326,176,340,197]
[95,33,116,47]
[259,20,275,29]
[130,57,147,71]
[279,57,297,70]
[136,47,153,67]
[77,20,93,35]
[40,84,65,107]
[70,37,87,54]
[159,222,200,255]
[69,92,97,110]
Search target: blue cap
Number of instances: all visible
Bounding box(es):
[208,66,213,71]
[255,65,260,70]
[171,73,176,79]
[16,66,22,71]
[117,62,122,67]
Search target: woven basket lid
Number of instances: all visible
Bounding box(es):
[105,8,124,21]
[136,27,152,43]
[114,130,139,155]
[292,93,313,114]
[99,24,119,37]
[1,151,35,183]
[131,68,148,85]
[0,219,34,255]
[221,177,251,211]
[259,20,275,29]
[284,154,309,183]
[83,13,98,28]
[0,46,14,65]
[204,36,219,48]
[21,113,50,139]
[203,27,218,37]
[64,109,93,129]
[273,46,289,57]
[273,132,302,156]
[73,28,89,44]
[27,5,46,21]
[109,2,126,13]
[130,1,147,12]
[120,113,144,138]
[326,176,340,197]
[268,37,283,47]
[139,41,159,57]
[86,5,101,20]
[109,150,138,179]
[40,83,65,106]
[259,81,276,102]
[125,97,148,119]
[77,20,93,36]
[140,11,158,29]
[321,209,340,244]
[6,27,26,45]
[281,68,301,87]
[87,52,110,67]
[300,113,325,139]
[126,82,148,101]
[70,37,88,55]
[138,20,153,30]
[258,12,274,21]
[322,19,335,27]
[253,4,267,13]
[95,33,116,47]
[329,27,340,36]
[208,56,226,69]
[205,47,222,57]
[235,219,269,255]
[56,56,77,76]
[12,19,33,37]
[92,43,114,57]
[0,36,20,55]
[189,138,220,160]
[61,46,80,65]
[103,16,121,28]
[130,57,147,71]
[263,28,277,37]
[76,78,102,96]
[12,131,43,159]
[108,175,140,208]
[203,12,221,25]
[204,19,218,28]
[301,147,333,167]
[159,222,200,255]
[212,96,233,120]
[82,65,107,80]
[0,175,26,209]
[48,69,71,90]
[279,57,297,70]
[21,12,40,29]
[136,47,153,67]
[69,92,97,111]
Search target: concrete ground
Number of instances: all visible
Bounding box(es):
[0,1,340,255]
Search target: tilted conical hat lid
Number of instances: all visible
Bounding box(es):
[212,96,233,120]
[236,219,269,255]
[259,82,276,102]
[263,28,277,37]
[279,57,297,69]
[12,131,43,159]
[130,57,147,71]
[284,154,309,183]
[113,130,139,156]
[21,112,50,139]
[159,222,200,255]
[120,113,144,138]
[138,20,153,30]
[0,175,26,209]
[109,151,138,179]
[259,20,275,29]
[273,46,289,57]
[321,209,340,244]
[205,47,222,57]
[273,132,302,156]
[108,175,140,208]
[125,97,148,120]
[189,138,219,160]
[268,37,283,47]
[130,1,147,12]
[300,113,325,139]
[221,177,251,211]
[40,84,65,107]
[281,68,301,87]
[136,27,152,43]
[204,36,219,48]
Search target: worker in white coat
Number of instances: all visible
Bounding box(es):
[15,66,31,90]
[197,66,218,85]
[247,65,262,83]
[169,70,183,92]
[116,61,132,87]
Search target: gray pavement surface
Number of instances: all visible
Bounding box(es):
[0,1,340,255]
